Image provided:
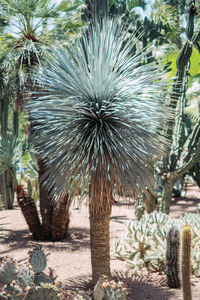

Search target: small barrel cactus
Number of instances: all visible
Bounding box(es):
[29,245,47,273]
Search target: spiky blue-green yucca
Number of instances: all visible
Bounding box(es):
[27,18,172,281]
[28,19,170,202]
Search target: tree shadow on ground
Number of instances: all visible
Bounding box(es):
[0,226,90,256]
[170,196,200,217]
[63,270,181,300]
[112,271,181,300]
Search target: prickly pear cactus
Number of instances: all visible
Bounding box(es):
[1,283,24,300]
[103,281,127,300]
[0,258,17,284]
[34,272,49,286]
[17,266,34,288]
[93,275,106,300]
[72,291,92,300]
[29,245,47,273]
[34,268,57,286]
[93,276,127,300]
[26,284,61,300]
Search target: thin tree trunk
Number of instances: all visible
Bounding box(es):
[52,193,70,241]
[16,185,43,240]
[37,158,53,239]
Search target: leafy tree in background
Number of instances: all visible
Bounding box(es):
[0,0,83,240]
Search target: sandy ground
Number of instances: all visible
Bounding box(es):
[0,182,200,299]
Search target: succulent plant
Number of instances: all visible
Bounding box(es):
[181,225,192,300]
[103,281,127,300]
[0,245,59,299]
[134,193,145,221]
[0,258,17,284]
[165,226,180,288]
[16,266,34,288]
[72,292,92,300]
[93,275,107,300]
[34,272,50,286]
[0,282,25,300]
[93,276,127,300]
[29,245,47,273]
[26,284,61,300]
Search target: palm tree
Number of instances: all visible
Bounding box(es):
[27,18,172,281]
[0,0,82,239]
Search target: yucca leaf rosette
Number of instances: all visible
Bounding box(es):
[27,19,172,202]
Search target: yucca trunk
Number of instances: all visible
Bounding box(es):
[37,158,53,239]
[52,193,70,241]
[37,158,70,240]
[89,173,112,282]
[15,155,70,241]
[16,185,43,240]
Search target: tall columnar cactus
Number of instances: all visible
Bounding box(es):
[157,1,200,213]
[165,226,180,288]
[181,225,192,300]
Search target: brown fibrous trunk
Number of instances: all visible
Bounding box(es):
[16,185,43,240]
[89,171,113,283]
[37,158,53,239]
[52,193,70,241]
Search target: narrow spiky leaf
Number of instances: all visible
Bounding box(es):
[27,18,173,202]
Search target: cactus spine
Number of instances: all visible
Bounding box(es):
[165,226,180,288]
[181,225,192,300]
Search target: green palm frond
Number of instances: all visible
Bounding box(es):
[151,0,181,40]
[27,18,173,202]
[0,0,57,38]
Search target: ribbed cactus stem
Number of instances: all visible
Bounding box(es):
[165,226,180,288]
[181,225,192,300]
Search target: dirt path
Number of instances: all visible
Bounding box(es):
[0,182,200,299]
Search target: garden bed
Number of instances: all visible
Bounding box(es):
[0,182,200,299]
